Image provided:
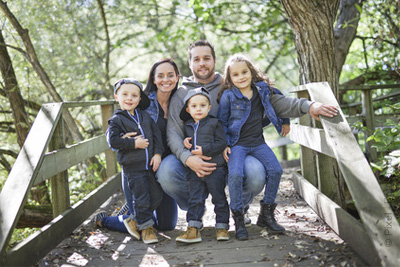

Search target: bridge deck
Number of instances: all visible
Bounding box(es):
[37,170,366,266]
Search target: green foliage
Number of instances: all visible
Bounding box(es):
[367,103,400,217]
[8,228,39,250]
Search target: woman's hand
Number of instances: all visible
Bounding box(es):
[150,154,161,172]
[134,135,149,149]
[184,137,193,149]
[121,132,137,139]
[223,147,231,163]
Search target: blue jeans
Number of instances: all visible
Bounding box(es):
[187,167,229,229]
[157,154,266,211]
[101,191,178,232]
[123,169,158,230]
[228,144,283,212]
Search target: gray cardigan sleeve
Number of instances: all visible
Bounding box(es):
[166,91,193,165]
[270,94,313,118]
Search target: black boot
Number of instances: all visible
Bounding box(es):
[232,211,248,240]
[256,202,285,234]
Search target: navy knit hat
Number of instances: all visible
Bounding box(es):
[179,87,211,121]
[114,78,150,110]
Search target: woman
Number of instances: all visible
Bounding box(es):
[94,58,180,233]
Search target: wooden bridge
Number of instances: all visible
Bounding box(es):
[0,82,399,266]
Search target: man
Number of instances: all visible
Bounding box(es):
[156,40,337,223]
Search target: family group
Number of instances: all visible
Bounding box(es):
[94,40,338,245]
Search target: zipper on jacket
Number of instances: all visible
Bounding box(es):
[127,110,149,170]
[191,121,200,151]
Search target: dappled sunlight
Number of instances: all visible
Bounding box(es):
[67,252,88,266]
[111,236,131,260]
[139,247,169,266]
[85,231,109,249]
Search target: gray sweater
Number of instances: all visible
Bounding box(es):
[167,73,313,165]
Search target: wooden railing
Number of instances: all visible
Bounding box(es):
[288,82,400,267]
[339,84,400,161]
[0,101,119,266]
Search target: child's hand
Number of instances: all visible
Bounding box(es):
[122,132,137,139]
[281,124,291,137]
[184,137,193,149]
[134,135,149,149]
[150,154,161,172]
[191,146,203,155]
[223,147,230,162]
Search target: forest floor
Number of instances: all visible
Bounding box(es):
[37,169,368,266]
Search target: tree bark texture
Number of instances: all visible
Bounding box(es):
[281,0,347,209]
[334,0,364,77]
[0,30,30,147]
[281,0,340,98]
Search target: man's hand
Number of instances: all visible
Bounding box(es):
[186,155,216,178]
[309,102,338,121]
[184,137,193,149]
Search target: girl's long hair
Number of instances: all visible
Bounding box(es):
[218,54,273,102]
[144,58,180,95]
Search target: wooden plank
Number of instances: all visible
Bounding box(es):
[101,104,117,178]
[304,82,400,266]
[0,103,63,257]
[347,114,399,127]
[34,135,109,185]
[1,173,122,267]
[265,137,294,148]
[49,117,70,216]
[288,125,335,158]
[291,171,380,266]
[340,90,400,108]
[62,100,116,108]
[339,84,400,91]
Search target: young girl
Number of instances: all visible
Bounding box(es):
[217,54,319,240]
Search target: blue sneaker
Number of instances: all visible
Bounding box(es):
[93,212,107,227]
[116,203,130,216]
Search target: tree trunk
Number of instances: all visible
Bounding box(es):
[281,0,347,209]
[0,0,107,180]
[0,30,30,147]
[281,0,340,97]
[334,0,364,77]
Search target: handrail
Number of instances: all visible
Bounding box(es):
[289,82,400,266]
[0,101,119,266]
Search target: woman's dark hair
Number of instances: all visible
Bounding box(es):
[144,58,180,95]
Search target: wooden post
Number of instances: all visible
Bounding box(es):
[280,145,288,161]
[297,90,318,187]
[49,113,70,217]
[101,104,117,178]
[362,89,377,162]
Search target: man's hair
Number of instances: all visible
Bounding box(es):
[188,40,216,61]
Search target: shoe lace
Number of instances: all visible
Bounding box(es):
[145,226,156,236]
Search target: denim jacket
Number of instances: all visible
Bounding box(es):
[145,91,160,123]
[217,81,287,147]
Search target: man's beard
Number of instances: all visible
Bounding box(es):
[194,66,215,82]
